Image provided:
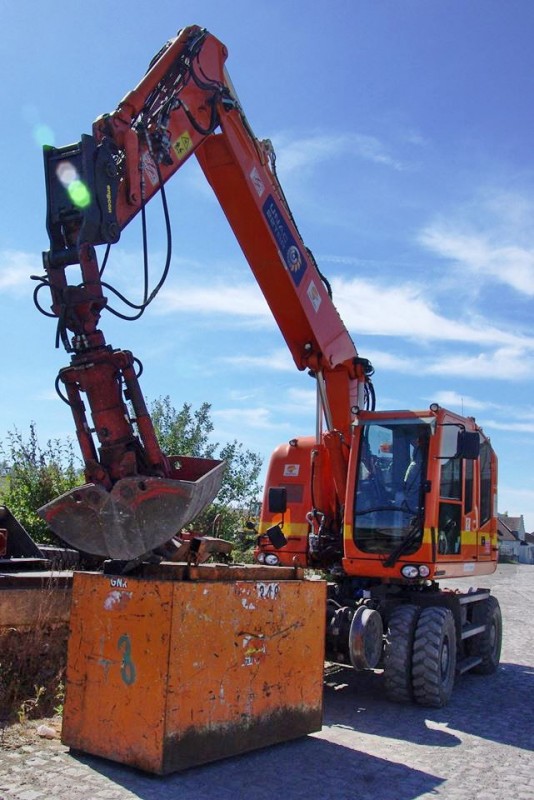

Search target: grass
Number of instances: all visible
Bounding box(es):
[0,622,68,723]
[0,544,253,726]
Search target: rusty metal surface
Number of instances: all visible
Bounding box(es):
[0,506,43,559]
[0,558,50,573]
[62,571,326,773]
[0,569,73,589]
[0,579,72,628]
[0,570,72,629]
[38,459,225,559]
[162,706,322,773]
[136,561,305,582]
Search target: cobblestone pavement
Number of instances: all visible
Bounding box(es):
[1,564,533,800]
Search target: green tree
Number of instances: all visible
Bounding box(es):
[150,397,262,549]
[0,400,263,554]
[0,423,83,543]
[150,397,217,458]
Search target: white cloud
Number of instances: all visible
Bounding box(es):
[222,349,294,372]
[284,386,316,409]
[362,348,413,373]
[418,191,534,297]
[428,390,494,412]
[331,276,534,349]
[425,347,534,380]
[212,406,281,430]
[366,344,533,381]
[157,281,271,319]
[156,272,534,358]
[419,226,534,296]
[0,250,39,293]
[484,419,534,434]
[148,270,534,383]
[274,132,405,173]
[37,389,62,402]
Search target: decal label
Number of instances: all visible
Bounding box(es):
[283,464,300,477]
[250,166,265,197]
[263,195,307,286]
[307,280,322,312]
[242,634,266,667]
[110,577,128,589]
[256,582,281,601]
[104,590,132,611]
[141,151,159,186]
[173,131,193,160]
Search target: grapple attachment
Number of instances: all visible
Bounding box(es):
[38,456,225,560]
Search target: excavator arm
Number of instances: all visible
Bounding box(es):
[38,25,373,559]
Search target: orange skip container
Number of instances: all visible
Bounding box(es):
[62,565,326,773]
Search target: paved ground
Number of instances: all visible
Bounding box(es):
[0,563,532,799]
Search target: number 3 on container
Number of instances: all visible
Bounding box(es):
[118,633,137,685]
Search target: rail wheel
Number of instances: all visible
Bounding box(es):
[412,606,457,708]
[467,595,502,674]
[384,604,421,703]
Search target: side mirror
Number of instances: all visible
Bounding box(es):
[268,487,287,514]
[456,430,480,460]
[266,524,288,549]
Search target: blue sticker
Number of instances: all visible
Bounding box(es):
[263,196,307,286]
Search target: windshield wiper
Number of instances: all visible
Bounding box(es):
[383,515,423,568]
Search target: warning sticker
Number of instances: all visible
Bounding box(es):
[141,152,159,186]
[173,131,194,160]
[307,280,322,312]
[283,464,300,477]
[250,166,265,197]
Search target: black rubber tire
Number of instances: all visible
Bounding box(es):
[384,604,421,703]
[412,606,457,708]
[466,595,502,674]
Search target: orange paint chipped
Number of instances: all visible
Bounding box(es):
[62,569,325,774]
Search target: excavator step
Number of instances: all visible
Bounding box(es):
[456,655,483,675]
[458,590,490,605]
[460,622,487,640]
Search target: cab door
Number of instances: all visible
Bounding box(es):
[476,438,495,561]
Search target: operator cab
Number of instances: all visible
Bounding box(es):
[343,405,497,581]
[353,417,432,557]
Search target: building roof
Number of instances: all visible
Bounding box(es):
[497,516,519,541]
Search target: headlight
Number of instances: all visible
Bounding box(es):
[265,553,280,566]
[256,552,265,564]
[401,565,419,579]
[418,564,431,577]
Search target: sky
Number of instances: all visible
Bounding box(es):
[1,1,534,528]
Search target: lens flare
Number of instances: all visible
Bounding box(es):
[56,161,92,209]
[68,180,91,208]
[34,123,55,147]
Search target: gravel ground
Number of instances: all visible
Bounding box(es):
[0,563,532,800]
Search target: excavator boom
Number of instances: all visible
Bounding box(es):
[39,25,372,558]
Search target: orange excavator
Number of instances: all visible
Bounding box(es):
[37,24,501,711]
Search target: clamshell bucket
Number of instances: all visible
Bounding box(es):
[38,456,225,560]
